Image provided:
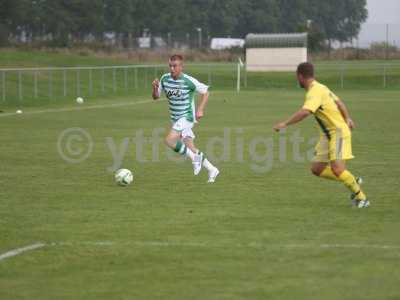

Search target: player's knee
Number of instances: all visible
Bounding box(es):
[331,165,344,177]
[183,137,194,149]
[311,163,326,176]
[311,166,322,177]
[164,136,175,149]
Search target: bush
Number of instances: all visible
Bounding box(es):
[370,42,398,52]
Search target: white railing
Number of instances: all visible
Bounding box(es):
[0,62,399,104]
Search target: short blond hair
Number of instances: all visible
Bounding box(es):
[170,54,184,62]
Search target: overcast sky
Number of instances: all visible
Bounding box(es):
[358,0,400,47]
[365,0,400,23]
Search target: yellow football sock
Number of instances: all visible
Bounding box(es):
[338,170,366,200]
[319,167,340,181]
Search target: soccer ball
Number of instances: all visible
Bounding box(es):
[115,168,133,186]
[76,97,84,104]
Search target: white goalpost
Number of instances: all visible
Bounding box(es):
[237,57,244,93]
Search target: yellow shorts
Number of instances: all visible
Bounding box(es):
[313,134,354,162]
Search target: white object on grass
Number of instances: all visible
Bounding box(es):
[115,168,134,186]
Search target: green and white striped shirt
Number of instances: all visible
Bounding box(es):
[158,73,209,122]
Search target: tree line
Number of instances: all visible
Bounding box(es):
[0,0,367,49]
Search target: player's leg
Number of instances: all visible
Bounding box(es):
[312,160,368,207]
[165,128,197,160]
[167,118,219,182]
[330,160,368,205]
[312,135,358,182]
[311,137,339,180]
[167,118,198,161]
[165,129,181,149]
[182,136,198,154]
[182,136,201,175]
[311,162,337,180]
[330,135,368,206]
[317,134,368,206]
[182,130,219,182]
[311,134,368,207]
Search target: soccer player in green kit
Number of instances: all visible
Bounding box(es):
[152,54,220,183]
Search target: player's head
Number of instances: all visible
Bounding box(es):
[169,54,184,79]
[296,62,314,89]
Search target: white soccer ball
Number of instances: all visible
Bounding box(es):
[16,109,23,114]
[76,97,84,104]
[115,168,133,186]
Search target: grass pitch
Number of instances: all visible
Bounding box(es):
[1,87,400,299]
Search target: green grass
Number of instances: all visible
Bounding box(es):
[0,48,138,67]
[1,87,400,299]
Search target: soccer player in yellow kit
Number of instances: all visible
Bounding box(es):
[273,62,369,208]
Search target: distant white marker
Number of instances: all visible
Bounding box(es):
[16,109,23,114]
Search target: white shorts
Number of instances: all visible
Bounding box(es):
[172,117,195,139]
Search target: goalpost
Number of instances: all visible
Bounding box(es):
[237,57,244,93]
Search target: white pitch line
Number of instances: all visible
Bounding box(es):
[0,243,46,262]
[0,98,163,118]
[50,241,115,247]
[1,241,397,263]
[48,241,400,251]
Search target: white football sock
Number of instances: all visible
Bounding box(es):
[185,147,196,161]
[202,157,215,171]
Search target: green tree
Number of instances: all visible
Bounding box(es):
[0,0,27,45]
[0,0,369,48]
[234,0,280,36]
[308,0,367,43]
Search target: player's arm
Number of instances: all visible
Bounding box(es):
[273,109,311,131]
[152,78,160,100]
[196,91,209,120]
[335,98,355,130]
[190,76,209,121]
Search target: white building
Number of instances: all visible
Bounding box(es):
[245,33,308,72]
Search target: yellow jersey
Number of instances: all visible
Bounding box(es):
[302,80,351,139]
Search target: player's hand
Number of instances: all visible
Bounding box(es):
[346,118,355,130]
[196,110,204,121]
[273,122,287,132]
[152,78,160,89]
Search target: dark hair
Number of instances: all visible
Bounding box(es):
[170,54,184,62]
[297,62,314,78]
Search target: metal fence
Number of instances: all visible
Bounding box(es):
[314,61,400,89]
[0,64,167,104]
[0,62,399,105]
[0,63,238,105]
[243,62,400,91]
